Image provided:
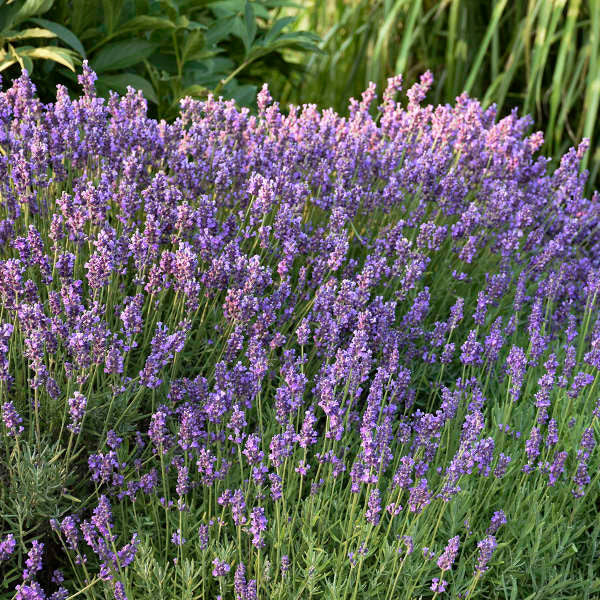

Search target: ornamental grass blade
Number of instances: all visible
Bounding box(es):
[464,0,509,95]
[548,0,582,152]
[580,0,600,172]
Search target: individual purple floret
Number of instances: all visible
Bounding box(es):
[280,554,290,576]
[113,581,127,600]
[486,511,507,535]
[430,578,447,593]
[546,451,568,487]
[523,426,542,471]
[67,392,87,434]
[437,535,460,571]
[59,516,79,550]
[23,540,44,581]
[249,506,267,548]
[494,453,512,479]
[506,345,527,401]
[572,461,591,498]
[460,330,483,366]
[92,495,114,540]
[408,479,432,514]
[579,427,596,460]
[365,488,382,525]
[198,525,209,551]
[15,582,46,600]
[234,562,248,600]
[0,533,16,560]
[171,529,186,546]
[474,535,497,574]
[2,401,24,436]
[212,558,231,577]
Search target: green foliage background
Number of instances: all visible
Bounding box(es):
[2,0,600,190]
[0,0,321,118]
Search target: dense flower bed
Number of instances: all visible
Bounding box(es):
[0,64,599,600]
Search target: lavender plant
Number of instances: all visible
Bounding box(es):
[0,65,599,599]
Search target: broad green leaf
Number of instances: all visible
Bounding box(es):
[242,0,256,55]
[147,51,177,74]
[181,29,205,64]
[186,21,206,31]
[91,39,158,73]
[21,45,79,70]
[96,72,159,103]
[0,58,17,72]
[101,0,123,36]
[7,43,35,73]
[7,42,25,69]
[250,3,270,20]
[22,54,33,73]
[3,26,56,40]
[117,15,176,34]
[208,0,270,19]
[205,15,236,45]
[159,0,179,20]
[0,0,24,34]
[29,17,86,57]
[13,0,53,24]
[175,15,189,29]
[262,0,302,7]
[209,0,245,17]
[223,79,256,106]
[257,31,323,55]
[263,16,295,45]
[230,15,246,44]
[177,84,209,101]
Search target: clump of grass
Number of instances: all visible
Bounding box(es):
[274,0,600,190]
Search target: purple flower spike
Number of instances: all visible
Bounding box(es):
[212,558,231,577]
[67,392,87,434]
[0,533,16,560]
[486,510,507,535]
[23,540,44,581]
[114,581,127,600]
[474,535,497,574]
[437,535,460,571]
[2,401,24,436]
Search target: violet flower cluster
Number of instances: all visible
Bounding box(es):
[0,63,598,599]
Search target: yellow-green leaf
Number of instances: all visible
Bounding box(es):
[3,27,57,41]
[20,46,79,71]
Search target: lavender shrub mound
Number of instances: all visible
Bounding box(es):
[0,64,599,600]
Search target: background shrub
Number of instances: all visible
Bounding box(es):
[0,0,321,118]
